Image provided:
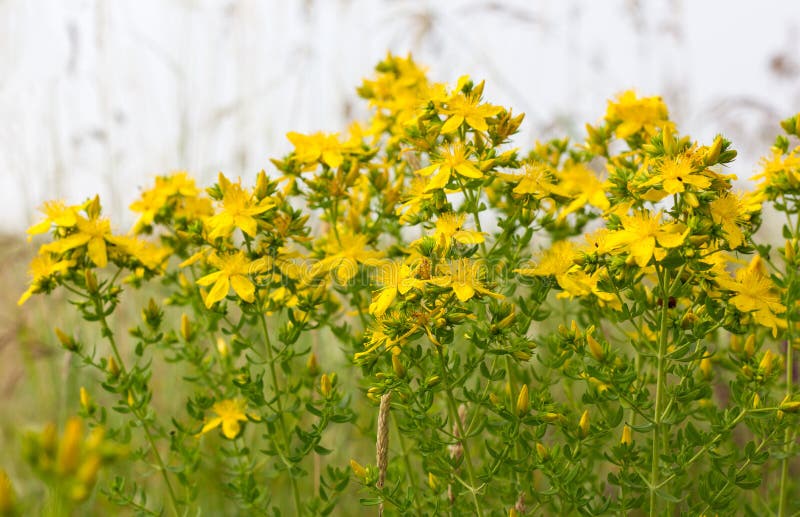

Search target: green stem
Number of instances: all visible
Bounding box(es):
[778,245,797,517]
[649,267,670,517]
[256,308,302,516]
[91,294,180,517]
[435,346,484,517]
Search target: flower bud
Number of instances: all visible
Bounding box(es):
[55,327,78,352]
[779,399,800,413]
[216,337,229,358]
[320,373,332,399]
[392,354,406,378]
[57,417,83,475]
[107,356,120,378]
[621,424,633,446]
[516,385,530,416]
[578,410,590,438]
[180,313,192,341]
[428,472,439,491]
[536,442,549,461]
[752,393,761,409]
[759,349,775,376]
[0,469,15,515]
[744,335,755,358]
[306,352,320,376]
[705,136,723,165]
[700,356,713,380]
[587,335,604,361]
[84,269,98,294]
[80,387,92,413]
[785,239,796,264]
[350,459,367,480]
[255,170,269,200]
[425,375,441,388]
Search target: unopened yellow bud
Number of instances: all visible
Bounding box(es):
[705,136,723,165]
[55,327,78,352]
[57,417,83,475]
[700,356,713,380]
[509,509,519,517]
[621,424,633,446]
[730,334,741,353]
[80,387,91,412]
[785,239,796,264]
[428,472,439,491]
[542,412,562,423]
[759,349,774,376]
[489,393,500,406]
[752,393,761,409]
[320,374,332,399]
[127,391,135,408]
[255,170,269,199]
[662,125,674,155]
[84,269,98,294]
[75,454,101,492]
[779,399,800,413]
[216,337,229,358]
[571,320,580,335]
[536,442,548,461]
[0,469,15,515]
[425,375,441,388]
[744,335,755,358]
[392,354,406,378]
[180,313,192,341]
[684,192,699,208]
[579,410,590,438]
[306,352,320,376]
[350,459,367,480]
[516,385,530,416]
[587,335,604,361]
[107,356,120,378]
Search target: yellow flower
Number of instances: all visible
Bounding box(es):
[605,211,687,267]
[196,250,265,308]
[26,200,79,241]
[129,172,209,233]
[205,173,274,240]
[605,90,671,139]
[369,262,423,317]
[106,235,172,271]
[514,240,578,277]
[431,212,484,252]
[708,193,750,249]
[200,399,253,439]
[641,152,710,195]
[41,211,114,268]
[439,80,503,133]
[396,177,433,223]
[553,163,610,221]
[310,231,383,284]
[287,131,352,169]
[718,256,786,337]
[508,162,555,198]
[430,258,503,302]
[417,142,483,192]
[18,254,74,305]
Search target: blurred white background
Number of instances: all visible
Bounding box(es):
[1,0,798,233]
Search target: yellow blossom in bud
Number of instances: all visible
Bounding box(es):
[428,472,439,490]
[55,327,77,352]
[587,334,604,361]
[753,393,761,409]
[744,335,755,358]
[779,398,800,413]
[180,313,192,341]
[107,356,120,378]
[392,354,405,378]
[350,459,367,481]
[57,417,83,475]
[705,136,723,165]
[621,425,633,446]
[320,373,332,398]
[0,469,14,515]
[700,356,713,380]
[759,349,775,376]
[516,385,530,416]
[536,443,548,461]
[216,337,229,358]
[80,387,91,412]
[509,509,519,517]
[84,269,98,294]
[785,239,795,264]
[127,391,135,408]
[489,393,500,406]
[306,353,320,376]
[579,410,590,437]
